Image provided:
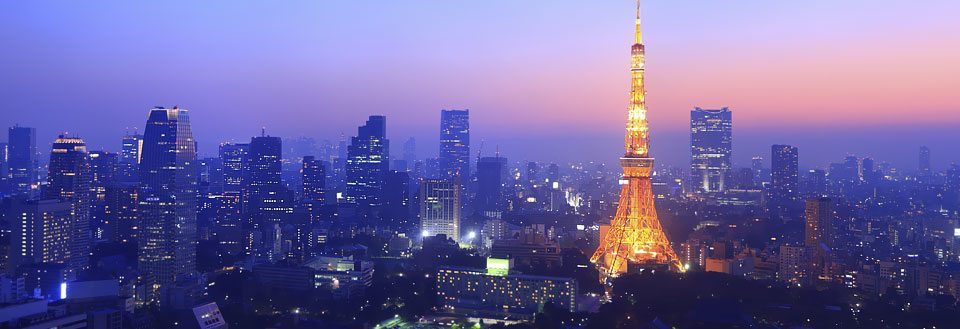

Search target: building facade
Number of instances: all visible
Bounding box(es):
[436,259,577,318]
[137,107,198,305]
[690,107,732,193]
[420,178,461,242]
[439,109,470,179]
[770,144,799,219]
[7,126,37,197]
[345,116,389,209]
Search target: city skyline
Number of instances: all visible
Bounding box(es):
[2,2,960,328]
[2,1,959,169]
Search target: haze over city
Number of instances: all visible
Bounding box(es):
[3,0,959,168]
[3,2,960,328]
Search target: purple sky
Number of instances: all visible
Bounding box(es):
[2,1,959,171]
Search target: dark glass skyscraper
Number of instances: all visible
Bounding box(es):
[7,126,38,197]
[302,156,326,204]
[247,135,292,259]
[383,170,411,231]
[439,109,470,179]
[119,132,143,183]
[690,107,732,193]
[302,156,326,223]
[345,116,389,209]
[247,136,283,206]
[0,142,8,193]
[476,156,507,215]
[770,144,799,219]
[919,146,931,174]
[45,135,92,277]
[217,142,248,255]
[137,107,197,305]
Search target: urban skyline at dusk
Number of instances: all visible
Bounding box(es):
[3,1,959,169]
[2,2,960,328]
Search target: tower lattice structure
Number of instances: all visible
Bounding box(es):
[590,1,684,282]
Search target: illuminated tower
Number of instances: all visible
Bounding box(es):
[591,1,683,281]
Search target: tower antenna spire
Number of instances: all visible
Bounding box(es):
[634,0,642,44]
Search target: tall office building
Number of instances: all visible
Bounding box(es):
[751,156,764,183]
[217,143,248,255]
[88,151,118,202]
[383,170,411,231]
[403,138,417,166]
[420,178,461,243]
[8,126,38,197]
[770,145,799,218]
[803,169,827,197]
[247,137,282,194]
[109,183,139,244]
[804,197,834,282]
[45,136,89,200]
[8,199,74,272]
[476,156,507,215]
[247,135,292,259]
[345,116,389,209]
[302,156,326,204]
[45,136,92,275]
[119,133,143,183]
[690,107,732,193]
[919,146,931,174]
[137,107,198,305]
[302,156,326,223]
[804,197,834,249]
[439,110,470,179]
[0,142,8,193]
[220,143,249,196]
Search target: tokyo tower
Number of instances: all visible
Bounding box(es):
[590,0,684,282]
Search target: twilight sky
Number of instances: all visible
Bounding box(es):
[2,1,959,170]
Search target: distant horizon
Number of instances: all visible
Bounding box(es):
[2,1,958,172]
[8,114,955,175]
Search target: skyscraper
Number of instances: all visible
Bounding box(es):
[247,135,292,259]
[302,156,326,223]
[591,1,684,280]
[403,137,417,166]
[751,155,764,183]
[804,197,834,282]
[45,135,92,276]
[7,126,38,197]
[919,146,931,174]
[690,107,732,193]
[770,144,799,218]
[8,199,74,271]
[45,136,89,200]
[420,178,461,243]
[302,156,326,205]
[439,109,470,179]
[383,170,412,231]
[219,143,248,197]
[345,116,389,209]
[247,135,283,213]
[0,142,8,193]
[119,133,143,183]
[804,197,834,249]
[476,156,507,216]
[217,143,248,256]
[138,107,197,305]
